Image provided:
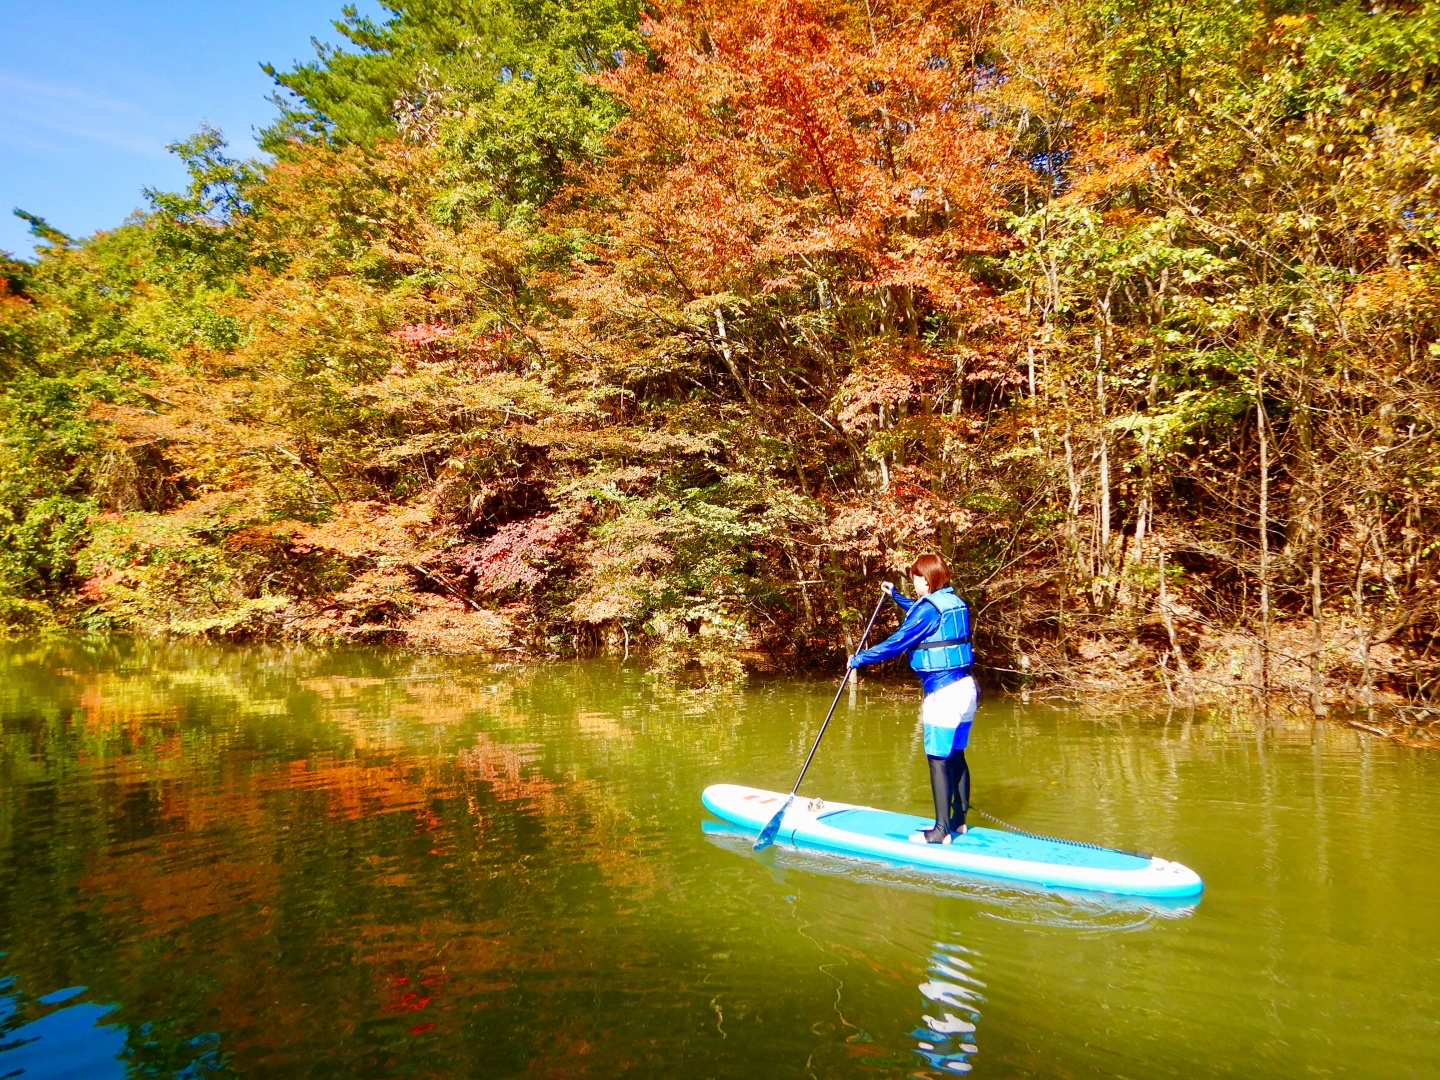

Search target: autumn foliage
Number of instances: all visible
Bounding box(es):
[4,0,1440,718]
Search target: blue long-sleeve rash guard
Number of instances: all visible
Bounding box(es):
[851,591,968,696]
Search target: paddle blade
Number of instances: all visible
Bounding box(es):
[752,795,794,851]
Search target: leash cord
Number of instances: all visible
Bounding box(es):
[968,806,1151,861]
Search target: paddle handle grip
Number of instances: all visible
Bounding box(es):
[788,591,889,797]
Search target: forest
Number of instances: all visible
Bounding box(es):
[2,0,1438,719]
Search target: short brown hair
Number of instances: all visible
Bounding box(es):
[907,553,951,593]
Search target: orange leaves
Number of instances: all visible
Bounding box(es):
[544,0,1024,584]
[1344,259,1440,374]
[1347,260,1440,320]
[16,0,1040,667]
[532,0,1024,669]
[0,277,29,326]
[1058,141,1168,208]
[580,0,1009,308]
[292,500,439,563]
[835,371,917,432]
[391,322,458,348]
[884,466,975,535]
[830,337,1015,431]
[822,474,973,568]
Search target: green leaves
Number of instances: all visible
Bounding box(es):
[262,0,643,220]
[0,374,100,612]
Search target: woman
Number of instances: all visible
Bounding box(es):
[849,553,977,844]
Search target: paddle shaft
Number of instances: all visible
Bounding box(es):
[786,592,889,798]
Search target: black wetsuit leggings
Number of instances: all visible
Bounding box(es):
[927,748,970,832]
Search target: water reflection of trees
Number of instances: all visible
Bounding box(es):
[0,639,752,1075]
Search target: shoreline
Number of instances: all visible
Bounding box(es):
[8,629,1434,749]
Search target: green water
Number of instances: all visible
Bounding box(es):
[1,640,1437,1079]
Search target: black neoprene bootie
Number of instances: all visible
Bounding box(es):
[917,823,952,844]
[948,749,971,834]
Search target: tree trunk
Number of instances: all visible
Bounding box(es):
[1063,426,1083,580]
[1256,363,1271,699]
[1158,544,1194,701]
[1095,342,1111,611]
[1353,518,1373,710]
[1311,506,1327,717]
[714,306,758,407]
[1297,348,1326,717]
[877,404,891,491]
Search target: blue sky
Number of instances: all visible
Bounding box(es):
[0,0,381,257]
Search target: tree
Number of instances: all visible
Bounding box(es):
[262,0,643,219]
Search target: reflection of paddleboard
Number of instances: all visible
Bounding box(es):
[701,819,1201,918]
[702,784,1204,899]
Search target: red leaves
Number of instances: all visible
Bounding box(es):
[390,323,515,367]
[391,323,457,347]
[835,372,917,432]
[453,516,575,594]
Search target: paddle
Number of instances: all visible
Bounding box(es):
[753,590,890,851]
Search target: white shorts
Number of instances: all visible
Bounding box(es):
[921,676,978,756]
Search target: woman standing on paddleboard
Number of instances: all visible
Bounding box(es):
[848,553,977,844]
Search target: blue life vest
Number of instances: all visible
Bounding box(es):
[908,588,974,674]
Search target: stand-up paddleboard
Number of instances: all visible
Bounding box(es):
[702,784,1203,899]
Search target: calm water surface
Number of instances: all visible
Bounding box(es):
[1,639,1437,1078]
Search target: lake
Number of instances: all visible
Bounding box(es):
[1,639,1437,1078]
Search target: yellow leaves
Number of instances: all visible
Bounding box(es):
[248,142,442,279]
[516,419,718,460]
[0,277,30,326]
[569,526,675,625]
[294,567,516,653]
[1268,13,1315,48]
[293,500,437,563]
[350,368,560,432]
[398,597,516,653]
[369,431,463,467]
[570,580,646,624]
[168,594,294,639]
[987,0,1107,131]
[317,566,417,615]
[229,270,401,382]
[93,398,227,456]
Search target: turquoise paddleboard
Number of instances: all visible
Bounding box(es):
[702,784,1204,899]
